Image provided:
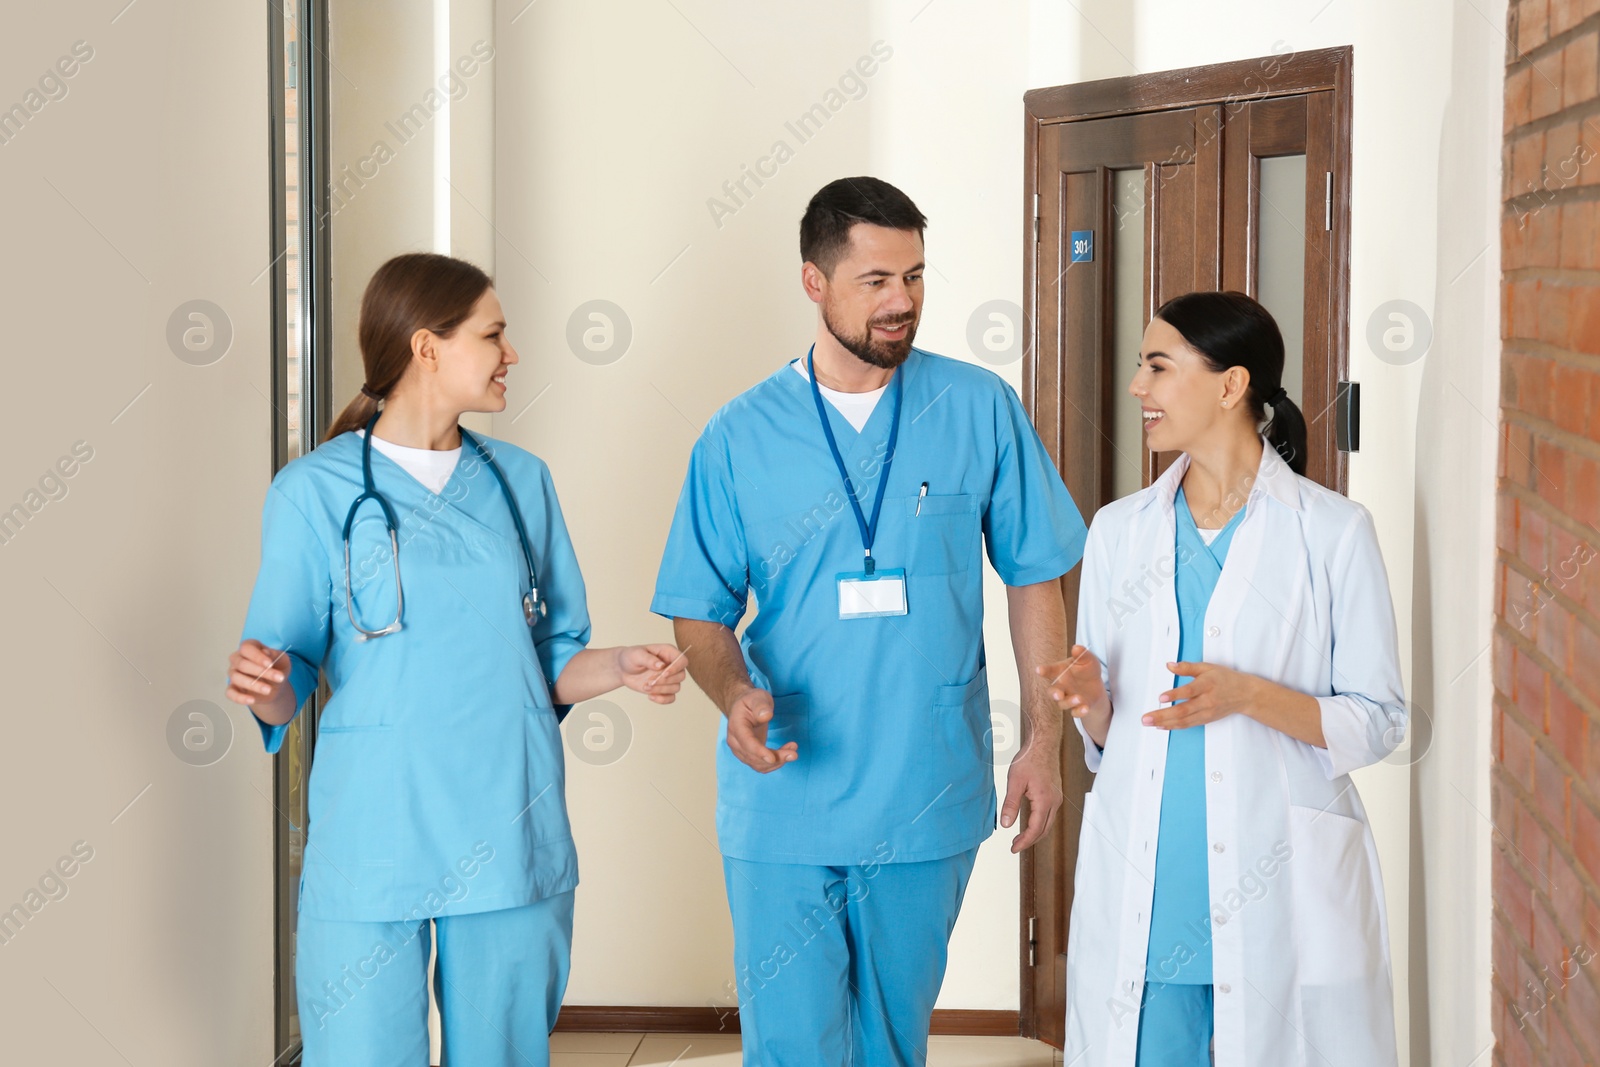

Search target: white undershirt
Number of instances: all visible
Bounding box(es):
[1197,526,1222,545]
[358,429,461,494]
[792,360,886,432]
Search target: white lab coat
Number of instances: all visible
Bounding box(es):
[1064,441,1404,1067]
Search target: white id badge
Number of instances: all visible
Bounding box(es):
[836,568,908,619]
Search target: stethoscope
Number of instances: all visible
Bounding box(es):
[342,410,545,640]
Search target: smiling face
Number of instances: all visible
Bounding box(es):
[425,288,518,414]
[807,222,925,369]
[1130,316,1251,453]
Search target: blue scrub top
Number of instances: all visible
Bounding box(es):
[651,349,1087,866]
[1145,486,1245,983]
[241,432,591,922]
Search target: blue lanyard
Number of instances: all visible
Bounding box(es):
[807,346,902,575]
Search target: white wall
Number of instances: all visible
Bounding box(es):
[0,3,274,1064]
[1410,4,1504,1063]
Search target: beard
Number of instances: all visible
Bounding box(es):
[821,302,918,369]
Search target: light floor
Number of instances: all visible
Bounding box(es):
[550,1031,1065,1065]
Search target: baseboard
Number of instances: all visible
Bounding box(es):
[928,1009,1021,1037]
[553,1005,1020,1037]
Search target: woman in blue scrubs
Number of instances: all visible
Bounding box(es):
[1045,292,1406,1066]
[225,252,686,1067]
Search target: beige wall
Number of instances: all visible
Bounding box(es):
[0,2,274,1064]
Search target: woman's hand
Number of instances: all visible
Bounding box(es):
[617,644,688,705]
[1144,660,1265,731]
[1037,644,1108,717]
[1147,661,1327,746]
[1036,644,1112,749]
[225,640,296,724]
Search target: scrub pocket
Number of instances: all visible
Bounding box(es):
[933,667,990,780]
[304,726,398,908]
[722,692,810,814]
[900,492,979,576]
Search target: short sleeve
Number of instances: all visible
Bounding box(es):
[529,464,593,721]
[984,382,1088,586]
[241,485,332,754]
[650,425,750,629]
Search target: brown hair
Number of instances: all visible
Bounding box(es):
[324,252,495,441]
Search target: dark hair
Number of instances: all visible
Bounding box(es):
[800,176,927,278]
[1153,290,1307,475]
[325,253,494,441]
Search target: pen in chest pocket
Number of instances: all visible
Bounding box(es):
[916,482,928,516]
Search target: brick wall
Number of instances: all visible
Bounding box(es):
[1496,1,1600,1061]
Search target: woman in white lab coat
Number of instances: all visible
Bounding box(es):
[1041,291,1405,1066]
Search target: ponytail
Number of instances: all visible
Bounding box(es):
[326,390,383,442]
[321,252,494,443]
[1264,392,1308,476]
[1154,290,1307,476]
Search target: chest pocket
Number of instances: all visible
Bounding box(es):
[890,493,979,577]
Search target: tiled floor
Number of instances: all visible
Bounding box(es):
[549,1031,1064,1065]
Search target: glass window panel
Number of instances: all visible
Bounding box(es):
[1256,154,1306,407]
[1110,167,1147,500]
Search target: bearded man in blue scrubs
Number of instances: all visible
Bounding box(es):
[652,176,1088,1066]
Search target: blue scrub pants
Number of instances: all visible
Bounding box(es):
[722,848,978,1067]
[295,891,575,1067]
[1135,981,1213,1067]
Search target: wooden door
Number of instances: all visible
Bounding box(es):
[1019,47,1353,1047]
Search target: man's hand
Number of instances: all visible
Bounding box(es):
[1003,580,1070,851]
[1001,745,1063,854]
[725,685,798,773]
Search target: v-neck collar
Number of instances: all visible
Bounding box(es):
[339,430,528,555]
[782,348,918,444]
[358,428,466,499]
[1176,485,1246,566]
